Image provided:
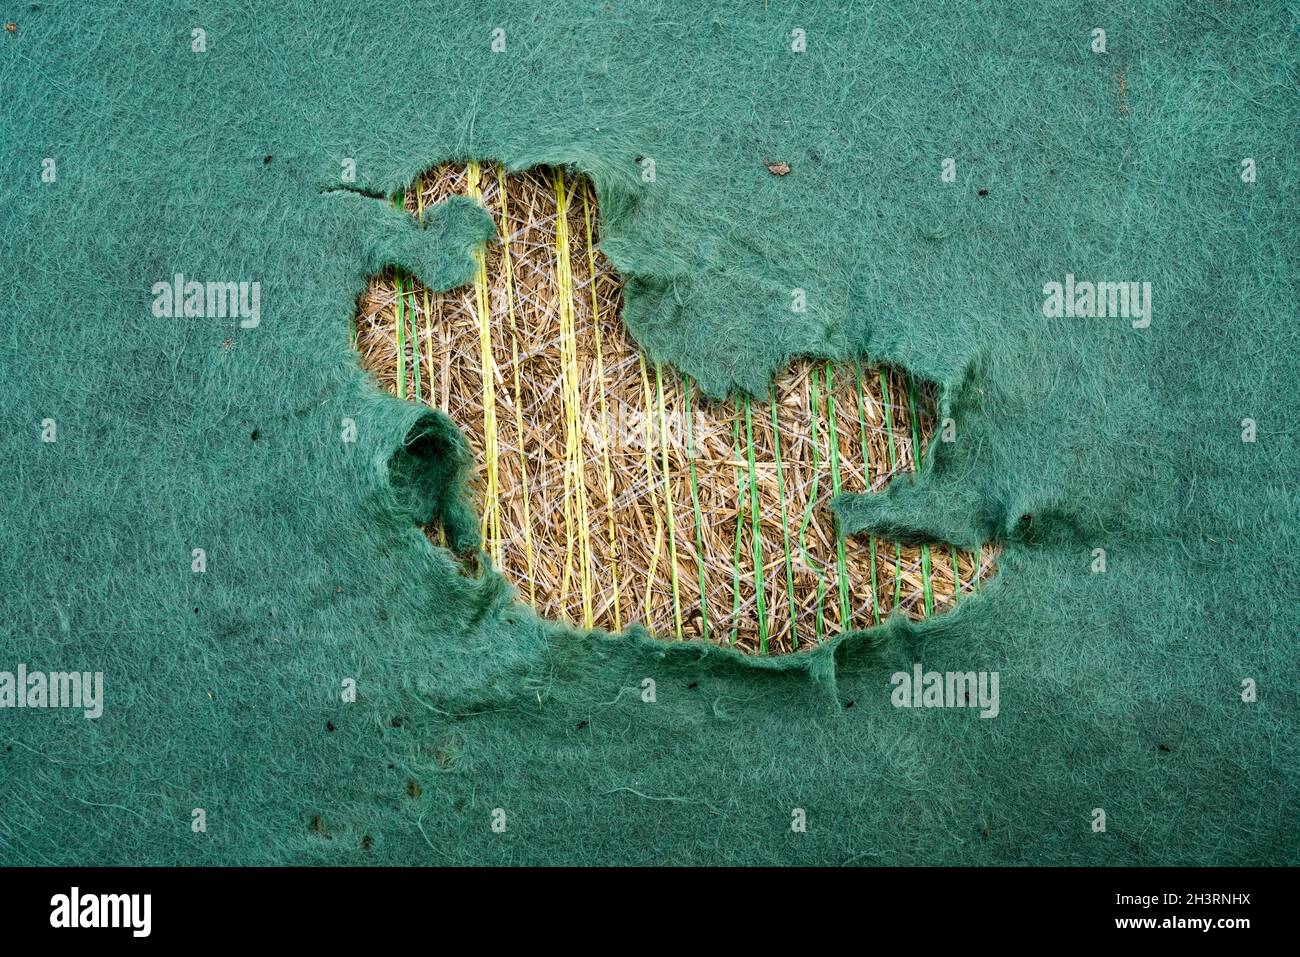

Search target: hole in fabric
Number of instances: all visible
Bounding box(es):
[383,410,480,568]
[354,163,997,654]
[386,419,455,527]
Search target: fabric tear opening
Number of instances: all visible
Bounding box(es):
[357,162,997,654]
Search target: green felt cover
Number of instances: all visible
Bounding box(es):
[1,2,1296,864]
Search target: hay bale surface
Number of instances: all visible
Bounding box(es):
[355,164,997,653]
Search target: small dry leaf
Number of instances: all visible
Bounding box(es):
[765,160,790,176]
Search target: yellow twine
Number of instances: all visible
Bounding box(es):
[467,162,502,567]
[581,185,623,632]
[495,166,537,605]
[554,171,594,627]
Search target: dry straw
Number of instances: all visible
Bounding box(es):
[354,164,997,654]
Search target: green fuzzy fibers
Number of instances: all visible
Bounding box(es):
[0,1,1297,865]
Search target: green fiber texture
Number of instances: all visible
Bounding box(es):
[1,2,1297,865]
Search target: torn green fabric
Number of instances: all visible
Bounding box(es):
[1,1,1296,865]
